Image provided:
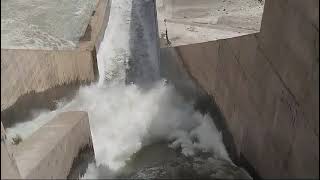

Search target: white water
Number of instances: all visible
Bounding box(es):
[97,0,131,85]
[6,0,233,178]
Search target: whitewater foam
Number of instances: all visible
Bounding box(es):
[6,81,231,175]
[5,0,234,178]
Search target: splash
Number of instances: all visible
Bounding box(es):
[7,81,231,178]
[5,0,249,179]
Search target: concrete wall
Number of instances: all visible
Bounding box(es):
[10,111,92,179]
[1,49,95,111]
[79,0,111,52]
[1,0,111,125]
[1,123,21,179]
[169,0,319,178]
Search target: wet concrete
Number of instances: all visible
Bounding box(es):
[1,0,111,128]
[1,82,87,128]
[167,0,319,178]
[159,42,260,179]
[119,142,252,179]
[67,144,95,179]
[11,111,92,179]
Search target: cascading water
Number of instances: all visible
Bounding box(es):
[6,0,252,179]
[97,0,160,87]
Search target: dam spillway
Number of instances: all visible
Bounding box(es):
[3,0,251,178]
[1,0,319,179]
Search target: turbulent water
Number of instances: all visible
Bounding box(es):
[6,0,251,179]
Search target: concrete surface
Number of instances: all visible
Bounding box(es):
[11,111,92,179]
[1,0,98,50]
[1,0,111,125]
[156,0,264,47]
[168,0,319,178]
[1,122,21,179]
[160,48,204,101]
[79,0,111,52]
[1,49,95,111]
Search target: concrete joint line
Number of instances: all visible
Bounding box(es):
[257,45,300,106]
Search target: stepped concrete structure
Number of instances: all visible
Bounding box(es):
[1,0,318,179]
[1,0,111,127]
[1,0,109,179]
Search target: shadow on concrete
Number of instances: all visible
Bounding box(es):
[1,82,88,128]
[160,46,262,179]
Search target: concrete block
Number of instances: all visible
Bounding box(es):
[12,111,92,179]
[1,0,111,126]
[1,122,21,179]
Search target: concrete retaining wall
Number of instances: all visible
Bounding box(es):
[1,0,111,125]
[169,0,319,178]
[1,49,95,111]
[11,111,92,179]
[79,0,111,52]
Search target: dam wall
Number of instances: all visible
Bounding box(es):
[4,111,92,179]
[165,0,319,178]
[1,49,95,110]
[1,0,111,126]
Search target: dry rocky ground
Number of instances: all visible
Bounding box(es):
[157,0,265,47]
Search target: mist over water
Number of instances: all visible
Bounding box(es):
[6,0,251,179]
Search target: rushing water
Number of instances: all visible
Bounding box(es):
[6,0,251,179]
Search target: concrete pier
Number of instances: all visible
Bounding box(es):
[4,111,93,179]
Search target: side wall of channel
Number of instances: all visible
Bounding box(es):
[164,0,319,178]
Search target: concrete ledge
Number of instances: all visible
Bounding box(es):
[79,0,111,52]
[1,0,111,125]
[1,49,95,112]
[11,111,92,179]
